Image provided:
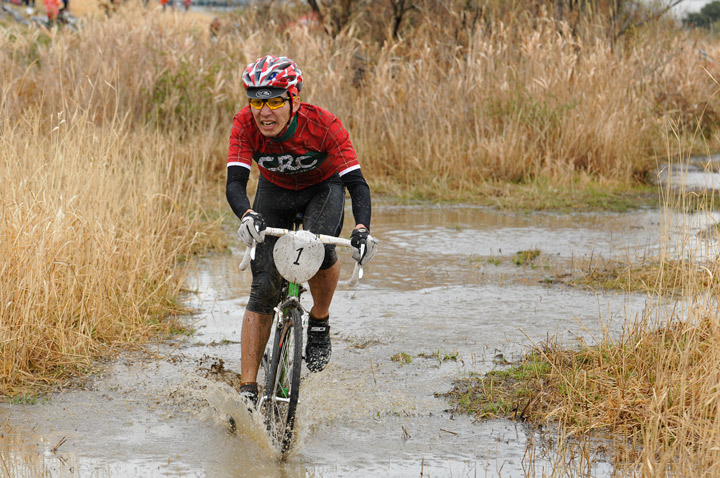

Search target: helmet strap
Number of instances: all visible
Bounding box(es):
[287,95,295,128]
[273,95,299,141]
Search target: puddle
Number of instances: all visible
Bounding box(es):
[657,156,720,192]
[1,204,714,477]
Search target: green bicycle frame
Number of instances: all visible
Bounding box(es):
[276,282,302,399]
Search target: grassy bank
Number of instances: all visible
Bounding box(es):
[447,301,720,474]
[445,182,720,474]
[2,1,720,395]
[0,10,229,393]
[0,100,225,394]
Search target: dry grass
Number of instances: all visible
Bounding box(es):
[0,8,227,393]
[5,2,720,200]
[0,110,222,393]
[448,311,720,474]
[2,0,720,406]
[446,177,720,474]
[218,3,720,202]
[567,253,720,296]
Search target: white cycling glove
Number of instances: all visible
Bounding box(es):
[237,211,266,247]
[350,227,377,265]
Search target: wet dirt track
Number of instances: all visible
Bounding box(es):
[1,203,718,477]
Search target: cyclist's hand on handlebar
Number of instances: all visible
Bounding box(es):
[350,227,377,265]
[237,210,266,246]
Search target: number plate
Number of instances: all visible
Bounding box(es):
[273,230,325,283]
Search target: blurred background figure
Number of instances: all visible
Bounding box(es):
[44,0,61,22]
[210,16,220,40]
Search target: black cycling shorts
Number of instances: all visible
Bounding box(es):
[246,174,345,315]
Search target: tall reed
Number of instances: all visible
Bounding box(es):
[226,3,720,199]
[2,2,720,392]
[5,4,720,195]
[0,10,226,393]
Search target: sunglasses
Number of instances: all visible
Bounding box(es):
[248,96,297,110]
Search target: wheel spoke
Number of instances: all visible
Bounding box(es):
[262,309,303,454]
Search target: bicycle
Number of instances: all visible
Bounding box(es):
[239,215,362,455]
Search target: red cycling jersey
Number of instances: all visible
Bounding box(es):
[227,103,361,190]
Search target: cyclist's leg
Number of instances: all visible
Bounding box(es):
[301,176,344,372]
[307,265,339,319]
[241,177,296,386]
[240,310,272,385]
[302,174,345,318]
[305,267,338,373]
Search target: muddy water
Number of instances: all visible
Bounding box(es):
[657,155,720,192]
[0,205,712,477]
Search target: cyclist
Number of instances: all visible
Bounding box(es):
[226,55,377,405]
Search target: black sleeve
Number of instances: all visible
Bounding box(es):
[340,169,372,229]
[226,165,252,219]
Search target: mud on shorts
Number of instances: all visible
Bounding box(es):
[246,174,345,315]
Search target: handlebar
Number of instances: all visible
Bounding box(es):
[239,227,363,287]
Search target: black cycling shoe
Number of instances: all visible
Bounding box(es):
[305,316,332,373]
[229,383,258,431]
[238,382,258,408]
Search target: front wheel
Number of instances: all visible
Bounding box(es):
[262,307,303,454]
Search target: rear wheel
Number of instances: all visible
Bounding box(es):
[263,307,303,453]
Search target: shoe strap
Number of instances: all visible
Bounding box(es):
[239,382,258,394]
[309,324,329,333]
[308,318,330,334]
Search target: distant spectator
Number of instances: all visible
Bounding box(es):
[210,17,221,39]
[284,11,323,33]
[182,0,189,11]
[160,0,171,9]
[44,0,61,21]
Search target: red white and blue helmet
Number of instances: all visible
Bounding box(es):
[243,55,303,99]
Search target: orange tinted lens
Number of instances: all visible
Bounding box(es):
[248,97,288,110]
[266,98,287,109]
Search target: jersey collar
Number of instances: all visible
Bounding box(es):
[273,112,298,142]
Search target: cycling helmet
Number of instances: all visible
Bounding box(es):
[243,55,303,99]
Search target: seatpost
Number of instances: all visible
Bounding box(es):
[292,212,304,231]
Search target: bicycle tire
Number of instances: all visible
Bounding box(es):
[263,306,303,453]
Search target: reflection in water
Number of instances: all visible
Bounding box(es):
[0,205,707,477]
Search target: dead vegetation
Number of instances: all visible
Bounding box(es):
[4,10,720,472]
